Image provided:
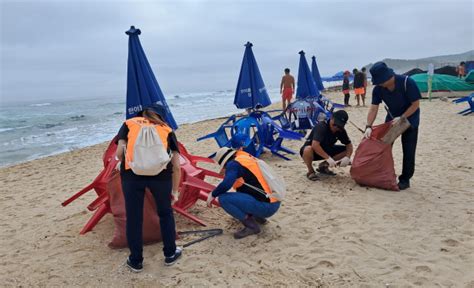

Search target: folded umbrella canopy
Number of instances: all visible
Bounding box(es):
[125,26,178,130]
[311,56,325,91]
[234,42,271,110]
[296,50,320,100]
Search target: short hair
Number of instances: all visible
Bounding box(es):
[460,61,465,65]
[361,67,366,72]
[284,68,290,73]
[353,68,358,73]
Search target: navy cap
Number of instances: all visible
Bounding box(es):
[144,103,166,119]
[332,110,348,128]
[370,61,395,85]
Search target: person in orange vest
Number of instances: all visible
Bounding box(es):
[207,144,281,239]
[115,104,182,272]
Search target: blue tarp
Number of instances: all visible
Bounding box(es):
[296,51,320,99]
[321,71,353,82]
[125,26,178,130]
[234,42,271,109]
[311,56,324,91]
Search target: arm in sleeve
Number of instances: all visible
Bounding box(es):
[116,123,128,141]
[371,86,383,105]
[167,132,179,153]
[311,123,326,143]
[339,129,352,145]
[211,161,241,198]
[405,77,422,103]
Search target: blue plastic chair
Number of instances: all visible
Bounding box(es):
[231,116,265,157]
[260,112,303,160]
[288,99,315,130]
[197,114,236,147]
[453,93,474,116]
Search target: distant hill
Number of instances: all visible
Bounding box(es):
[364,50,474,74]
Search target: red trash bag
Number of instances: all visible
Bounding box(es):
[107,172,162,249]
[350,123,399,191]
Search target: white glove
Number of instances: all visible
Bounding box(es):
[115,161,121,171]
[326,157,337,168]
[364,127,372,139]
[206,193,215,208]
[339,156,351,167]
[171,190,179,205]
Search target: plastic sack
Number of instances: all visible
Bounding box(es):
[107,172,162,249]
[350,123,399,191]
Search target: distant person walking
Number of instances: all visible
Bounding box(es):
[342,71,351,107]
[364,62,421,190]
[280,68,295,111]
[115,104,182,272]
[353,68,365,106]
[457,61,466,78]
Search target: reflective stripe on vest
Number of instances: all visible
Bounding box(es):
[124,117,172,170]
[232,151,278,203]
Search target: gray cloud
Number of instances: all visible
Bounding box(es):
[1,0,473,103]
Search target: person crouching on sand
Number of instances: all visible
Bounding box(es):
[300,110,353,181]
[115,104,182,272]
[206,137,281,239]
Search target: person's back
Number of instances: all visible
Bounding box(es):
[280,68,295,110]
[281,74,294,89]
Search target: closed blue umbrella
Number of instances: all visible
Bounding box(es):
[125,26,178,130]
[311,56,325,91]
[296,50,320,99]
[234,42,271,109]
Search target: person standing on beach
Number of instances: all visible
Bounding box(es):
[280,68,295,111]
[300,110,353,180]
[206,144,281,239]
[353,68,365,106]
[364,62,421,190]
[457,61,466,78]
[115,104,182,272]
[342,70,351,107]
[361,67,368,103]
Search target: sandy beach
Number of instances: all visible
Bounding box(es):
[0,89,473,287]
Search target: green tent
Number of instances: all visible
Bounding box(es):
[465,70,474,83]
[411,73,474,92]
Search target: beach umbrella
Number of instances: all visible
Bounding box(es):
[296,50,320,99]
[311,56,325,91]
[125,26,178,130]
[234,42,271,110]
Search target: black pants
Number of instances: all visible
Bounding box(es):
[344,93,350,105]
[121,177,176,265]
[300,144,347,161]
[399,126,418,183]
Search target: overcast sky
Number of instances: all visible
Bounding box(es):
[1,0,473,103]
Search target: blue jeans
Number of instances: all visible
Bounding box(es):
[121,177,176,266]
[218,192,280,221]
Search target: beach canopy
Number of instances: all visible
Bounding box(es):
[311,56,325,91]
[125,26,178,130]
[410,73,474,92]
[234,42,271,110]
[296,51,320,99]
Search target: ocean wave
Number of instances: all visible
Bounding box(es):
[37,122,64,129]
[0,127,14,133]
[30,103,52,107]
[69,115,86,121]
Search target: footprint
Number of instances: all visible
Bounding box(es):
[415,265,432,273]
[316,260,335,269]
[442,239,460,247]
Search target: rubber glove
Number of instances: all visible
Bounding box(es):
[327,157,337,168]
[364,127,372,139]
[115,161,121,171]
[171,190,179,205]
[339,156,351,167]
[206,193,215,208]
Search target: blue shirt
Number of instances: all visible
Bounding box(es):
[211,159,269,202]
[372,75,421,128]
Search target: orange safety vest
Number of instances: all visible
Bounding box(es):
[232,151,278,203]
[123,117,172,170]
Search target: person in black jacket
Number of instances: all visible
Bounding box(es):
[353,68,366,106]
[342,70,351,107]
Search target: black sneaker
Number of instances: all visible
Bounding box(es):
[164,247,182,266]
[398,180,410,190]
[126,257,143,273]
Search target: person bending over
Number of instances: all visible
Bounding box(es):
[207,147,281,239]
[300,110,353,180]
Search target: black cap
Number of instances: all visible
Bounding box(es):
[332,110,348,128]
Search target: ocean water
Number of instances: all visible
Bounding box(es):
[0,88,283,167]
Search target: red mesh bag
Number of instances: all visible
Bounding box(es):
[350,123,399,191]
[107,172,162,249]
